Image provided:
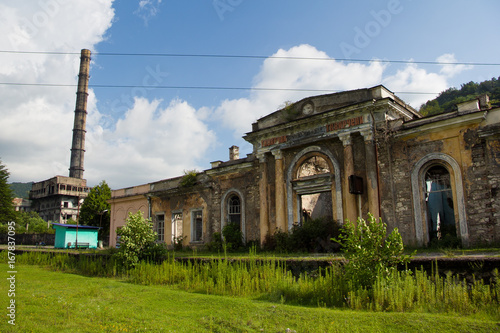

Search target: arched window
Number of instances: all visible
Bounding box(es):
[425,165,456,243]
[228,195,241,227]
[296,155,331,179]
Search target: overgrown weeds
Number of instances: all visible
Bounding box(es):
[6,250,499,320]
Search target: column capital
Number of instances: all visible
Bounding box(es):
[360,129,374,142]
[271,149,283,160]
[338,133,352,147]
[256,152,267,163]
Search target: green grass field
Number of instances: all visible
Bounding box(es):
[1,264,499,333]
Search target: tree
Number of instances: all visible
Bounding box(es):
[0,159,16,224]
[419,77,500,116]
[14,211,54,234]
[79,180,111,241]
[114,211,166,268]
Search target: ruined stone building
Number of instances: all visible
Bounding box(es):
[29,50,91,223]
[109,85,500,248]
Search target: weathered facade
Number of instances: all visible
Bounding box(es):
[29,176,90,223]
[108,184,149,247]
[109,85,500,248]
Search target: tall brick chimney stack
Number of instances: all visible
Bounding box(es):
[69,49,91,179]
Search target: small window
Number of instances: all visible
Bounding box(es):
[156,214,165,242]
[63,202,69,208]
[191,210,203,242]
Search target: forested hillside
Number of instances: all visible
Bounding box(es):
[419,77,500,116]
[9,182,33,198]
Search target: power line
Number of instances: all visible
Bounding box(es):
[0,50,498,66]
[0,82,439,95]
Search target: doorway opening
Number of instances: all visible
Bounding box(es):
[425,165,457,245]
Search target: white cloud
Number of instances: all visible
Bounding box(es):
[383,54,474,107]
[215,44,386,136]
[437,53,474,77]
[135,0,162,25]
[0,1,114,182]
[382,63,449,107]
[214,45,473,137]
[85,98,216,188]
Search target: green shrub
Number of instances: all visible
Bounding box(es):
[114,211,164,268]
[264,218,341,253]
[333,213,412,288]
[206,232,223,252]
[180,170,198,187]
[5,211,55,234]
[222,222,243,251]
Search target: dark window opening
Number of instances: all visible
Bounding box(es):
[192,210,203,242]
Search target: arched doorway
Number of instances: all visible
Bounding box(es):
[286,146,342,229]
[424,165,456,243]
[295,155,333,224]
[411,153,469,247]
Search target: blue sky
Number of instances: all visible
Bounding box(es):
[1,0,499,189]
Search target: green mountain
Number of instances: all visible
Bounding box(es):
[9,182,33,199]
[419,77,500,116]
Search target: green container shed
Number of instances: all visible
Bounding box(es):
[52,223,100,249]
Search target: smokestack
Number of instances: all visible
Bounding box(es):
[69,49,91,179]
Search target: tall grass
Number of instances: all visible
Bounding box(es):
[13,251,118,277]
[5,251,499,320]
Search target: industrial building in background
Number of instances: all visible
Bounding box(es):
[29,49,91,223]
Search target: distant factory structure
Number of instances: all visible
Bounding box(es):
[29,49,92,223]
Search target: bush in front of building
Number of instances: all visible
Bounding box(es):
[114,211,167,268]
[333,213,412,289]
[205,232,224,252]
[222,222,244,251]
[264,217,341,253]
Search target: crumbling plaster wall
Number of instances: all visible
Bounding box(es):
[379,119,500,247]
[462,125,500,245]
[207,164,261,243]
[151,191,208,247]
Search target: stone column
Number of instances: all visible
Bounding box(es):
[272,149,287,232]
[257,153,269,246]
[361,129,380,219]
[339,133,357,223]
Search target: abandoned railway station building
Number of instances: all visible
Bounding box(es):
[109,85,500,248]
